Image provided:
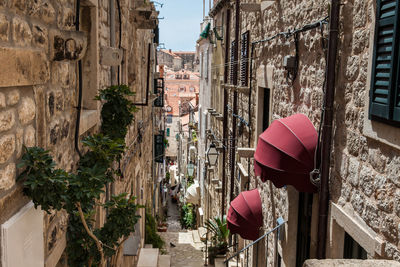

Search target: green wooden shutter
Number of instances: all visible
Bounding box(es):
[370,0,399,120]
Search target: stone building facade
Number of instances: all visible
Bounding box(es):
[0,0,163,266]
[199,0,400,266]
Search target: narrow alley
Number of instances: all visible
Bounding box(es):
[159,195,205,267]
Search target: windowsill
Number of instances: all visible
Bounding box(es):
[79,109,99,135]
[363,115,400,150]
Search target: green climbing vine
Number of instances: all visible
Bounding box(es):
[18,85,140,267]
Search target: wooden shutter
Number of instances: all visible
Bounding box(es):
[369,0,399,120]
[240,31,250,86]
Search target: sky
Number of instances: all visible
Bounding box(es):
[156,0,210,51]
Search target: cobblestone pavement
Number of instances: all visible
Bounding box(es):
[159,194,205,267]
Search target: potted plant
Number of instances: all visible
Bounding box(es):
[204,216,230,265]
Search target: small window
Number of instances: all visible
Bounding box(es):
[179,86,186,92]
[166,115,173,124]
[175,74,182,79]
[166,128,170,136]
[183,74,190,79]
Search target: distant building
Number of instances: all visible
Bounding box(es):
[164,68,199,162]
[158,50,198,71]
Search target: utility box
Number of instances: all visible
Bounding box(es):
[100,46,123,66]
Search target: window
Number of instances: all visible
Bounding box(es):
[166,128,170,137]
[343,232,367,259]
[369,0,400,123]
[166,115,173,123]
[183,74,190,79]
[179,86,186,92]
[189,87,195,92]
[175,74,182,79]
[240,31,250,86]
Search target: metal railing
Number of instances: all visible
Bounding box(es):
[224,217,286,267]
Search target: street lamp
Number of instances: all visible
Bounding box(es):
[206,143,219,166]
[187,163,195,177]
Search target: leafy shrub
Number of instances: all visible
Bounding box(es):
[180,203,196,229]
[145,212,165,249]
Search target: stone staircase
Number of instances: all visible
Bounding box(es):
[137,245,171,267]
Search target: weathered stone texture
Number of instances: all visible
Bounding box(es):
[0,134,15,163]
[12,17,32,46]
[0,163,16,190]
[18,97,35,125]
[7,89,20,106]
[0,109,15,132]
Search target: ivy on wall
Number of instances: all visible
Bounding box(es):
[18,85,140,267]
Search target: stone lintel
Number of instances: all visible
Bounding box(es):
[331,202,385,256]
[240,3,261,12]
[237,147,255,158]
[0,47,50,88]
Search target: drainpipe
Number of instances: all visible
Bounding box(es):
[74,0,83,158]
[317,0,340,259]
[222,8,231,217]
[110,0,117,85]
[230,0,240,204]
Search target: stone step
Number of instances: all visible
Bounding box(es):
[158,255,171,267]
[192,229,202,243]
[137,248,159,267]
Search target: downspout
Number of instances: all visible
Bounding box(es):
[317,0,340,259]
[230,0,240,203]
[74,0,83,158]
[247,43,255,190]
[110,0,117,85]
[222,8,231,216]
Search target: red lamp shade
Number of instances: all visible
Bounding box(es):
[227,189,262,241]
[254,114,318,193]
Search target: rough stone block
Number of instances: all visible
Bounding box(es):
[32,24,48,49]
[359,165,374,196]
[0,92,5,108]
[347,157,360,186]
[29,0,56,24]
[0,47,50,87]
[0,134,15,163]
[15,127,23,157]
[7,90,20,106]
[18,97,35,125]
[12,17,31,47]
[24,125,35,147]
[57,7,74,30]
[0,109,15,132]
[13,0,27,12]
[0,0,9,8]
[0,163,16,190]
[0,13,9,41]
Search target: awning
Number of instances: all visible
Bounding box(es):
[254,114,318,192]
[227,189,262,241]
[185,182,200,205]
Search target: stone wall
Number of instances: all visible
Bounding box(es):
[205,0,400,266]
[0,0,161,266]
